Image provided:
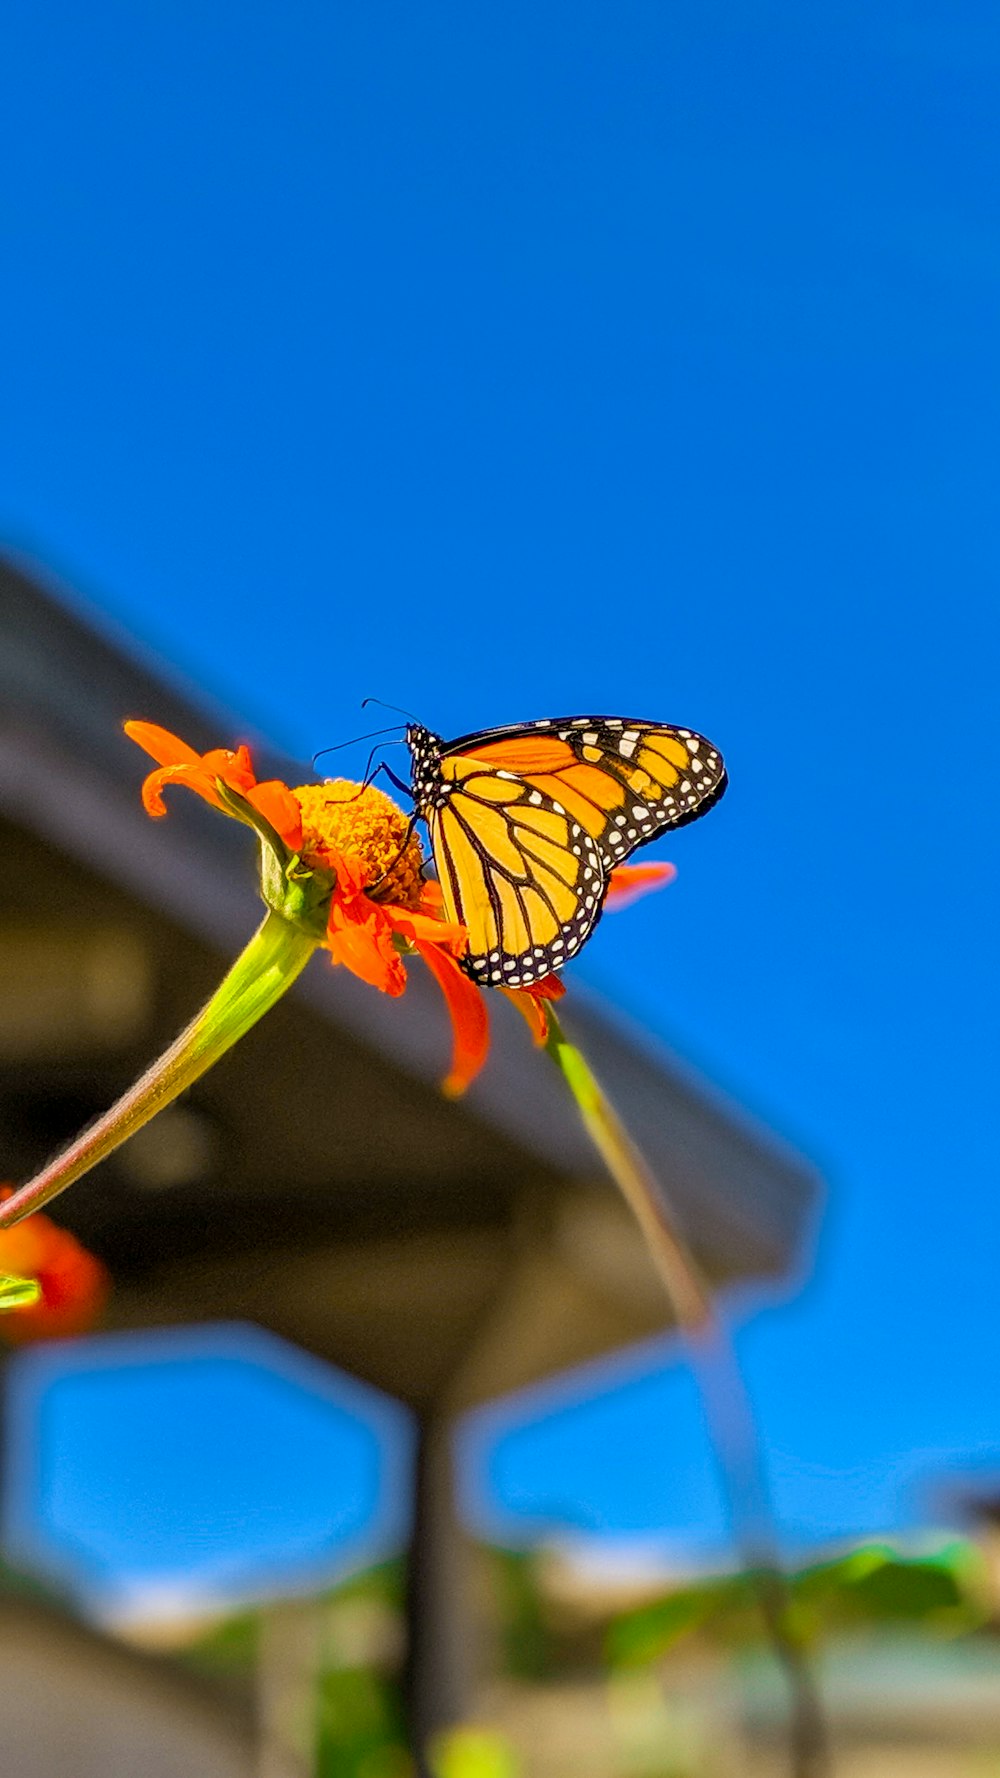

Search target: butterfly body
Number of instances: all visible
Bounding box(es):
[405,716,726,988]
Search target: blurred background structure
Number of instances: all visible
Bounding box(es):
[0,559,817,1772]
[2,0,999,1770]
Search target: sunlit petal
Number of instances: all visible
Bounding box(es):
[416,940,490,1096]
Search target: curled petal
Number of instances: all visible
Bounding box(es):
[415,941,490,1096]
[125,722,261,818]
[605,861,677,909]
[137,760,228,816]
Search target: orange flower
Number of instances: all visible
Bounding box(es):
[124,724,676,1096]
[0,1192,109,1343]
[0,721,681,1240]
[126,724,491,1093]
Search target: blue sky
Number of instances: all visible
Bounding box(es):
[2,0,999,1588]
[3,1326,412,1616]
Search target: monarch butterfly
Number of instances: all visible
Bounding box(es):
[403,715,726,988]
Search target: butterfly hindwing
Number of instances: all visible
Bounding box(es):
[426,764,607,987]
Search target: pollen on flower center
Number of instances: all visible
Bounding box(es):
[292,779,426,908]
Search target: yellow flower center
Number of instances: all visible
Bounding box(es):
[292,779,426,909]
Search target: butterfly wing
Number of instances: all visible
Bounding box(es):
[425,761,608,988]
[440,716,726,873]
[413,715,725,988]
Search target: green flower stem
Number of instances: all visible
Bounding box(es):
[0,911,318,1232]
[544,1007,828,1778]
[544,1018,714,1331]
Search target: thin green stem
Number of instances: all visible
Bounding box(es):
[544,1007,829,1778]
[0,911,318,1230]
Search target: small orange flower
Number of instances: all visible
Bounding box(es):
[124,724,675,1096]
[0,1192,110,1343]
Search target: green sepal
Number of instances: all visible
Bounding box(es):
[0,1274,42,1310]
[214,780,334,941]
[259,845,335,940]
[215,779,291,858]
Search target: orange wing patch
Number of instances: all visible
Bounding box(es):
[494,874,531,955]
[520,886,560,946]
[524,774,609,836]
[638,735,688,775]
[436,808,495,938]
[463,736,578,773]
[510,801,574,844]
[428,779,608,988]
[558,763,626,812]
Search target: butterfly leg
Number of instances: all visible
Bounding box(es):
[375,760,413,801]
[364,762,423,894]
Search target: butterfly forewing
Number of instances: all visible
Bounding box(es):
[445,716,726,872]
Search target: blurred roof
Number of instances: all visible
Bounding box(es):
[0,555,822,1410]
[0,1590,252,1778]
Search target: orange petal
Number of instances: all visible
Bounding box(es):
[124,720,203,770]
[125,724,262,819]
[415,941,490,1096]
[384,904,468,956]
[502,975,565,1045]
[525,974,566,1001]
[320,845,369,900]
[201,745,258,796]
[144,761,233,816]
[248,780,304,849]
[605,861,677,909]
[325,900,408,995]
[502,987,548,1044]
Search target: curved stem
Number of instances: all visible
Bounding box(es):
[544,1008,829,1778]
[0,912,318,1230]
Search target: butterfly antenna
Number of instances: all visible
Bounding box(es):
[311,725,403,770]
[313,741,408,805]
[361,696,419,723]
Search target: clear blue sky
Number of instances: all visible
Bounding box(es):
[2,0,999,1583]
